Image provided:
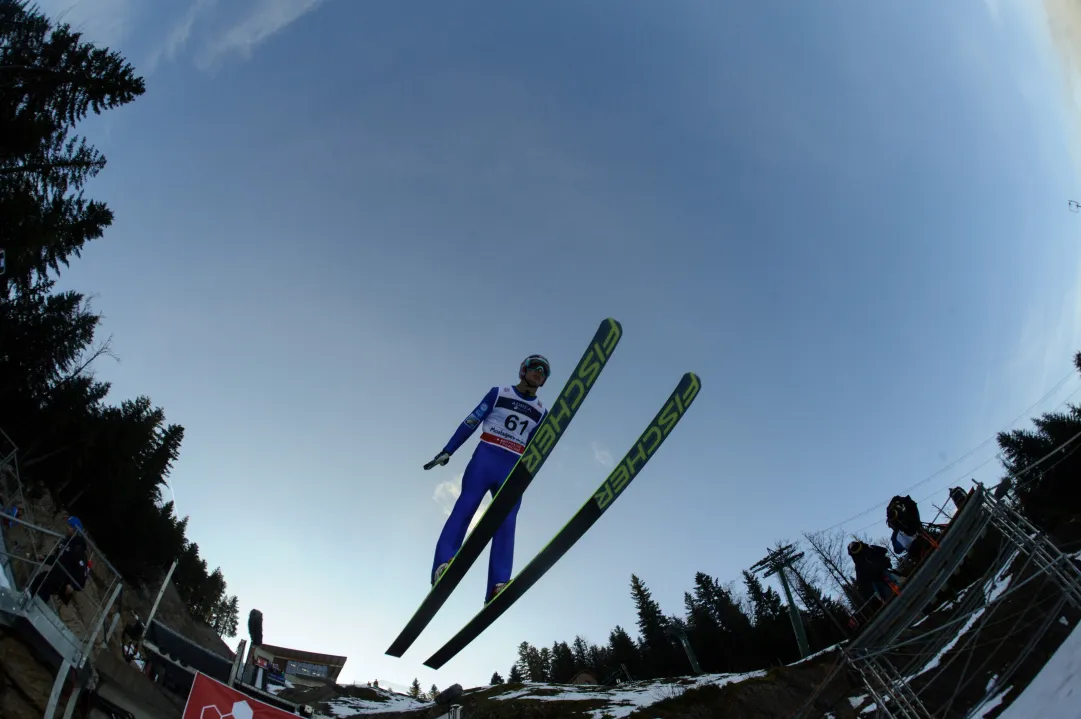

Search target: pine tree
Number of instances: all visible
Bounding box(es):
[587,643,610,678]
[687,572,756,672]
[536,646,552,682]
[607,625,640,681]
[507,664,524,683]
[998,351,1081,543]
[684,588,724,673]
[428,684,439,701]
[550,641,576,683]
[490,671,503,685]
[571,635,590,670]
[630,574,673,677]
[514,641,550,681]
[515,641,534,681]
[0,0,145,294]
[212,595,240,638]
[408,679,421,698]
[743,570,798,666]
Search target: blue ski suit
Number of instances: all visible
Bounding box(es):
[432,385,546,598]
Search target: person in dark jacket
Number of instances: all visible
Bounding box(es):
[849,540,905,603]
[28,515,89,604]
[886,495,921,535]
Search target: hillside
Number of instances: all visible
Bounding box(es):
[288,617,1079,719]
[279,542,1080,719]
[284,649,842,719]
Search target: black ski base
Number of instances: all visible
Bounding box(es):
[385,317,623,658]
[423,371,701,669]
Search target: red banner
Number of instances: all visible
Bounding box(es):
[183,672,297,719]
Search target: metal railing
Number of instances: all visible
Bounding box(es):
[0,506,124,671]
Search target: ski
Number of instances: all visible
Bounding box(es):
[385,317,623,658]
[423,371,701,669]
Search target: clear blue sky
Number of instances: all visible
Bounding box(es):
[42,0,1081,691]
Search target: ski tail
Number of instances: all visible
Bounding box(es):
[423,371,701,669]
[384,318,623,658]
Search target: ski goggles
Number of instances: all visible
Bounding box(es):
[523,359,550,377]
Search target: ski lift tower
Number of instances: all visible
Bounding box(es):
[751,543,811,659]
[664,624,702,675]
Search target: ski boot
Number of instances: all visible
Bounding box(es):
[485,583,506,604]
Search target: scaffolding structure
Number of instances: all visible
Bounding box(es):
[797,484,1081,718]
[0,428,126,718]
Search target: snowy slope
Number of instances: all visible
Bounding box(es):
[320,689,431,716]
[317,670,767,718]
[486,671,766,718]
[311,620,1081,718]
[993,622,1081,719]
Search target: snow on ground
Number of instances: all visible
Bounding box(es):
[791,642,843,665]
[966,674,1012,717]
[974,686,1011,718]
[316,672,769,718]
[996,622,1081,719]
[909,553,1017,680]
[322,690,431,716]
[266,678,296,695]
[490,671,767,719]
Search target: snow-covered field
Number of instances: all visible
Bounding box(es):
[486,671,767,719]
[317,670,766,718]
[314,622,1080,718]
[994,622,1081,719]
[321,689,431,716]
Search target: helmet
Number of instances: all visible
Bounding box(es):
[519,354,551,382]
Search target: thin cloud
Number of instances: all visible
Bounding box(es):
[592,442,614,469]
[143,0,327,72]
[33,0,137,48]
[196,0,326,70]
[432,476,461,516]
[433,473,489,534]
[146,0,217,73]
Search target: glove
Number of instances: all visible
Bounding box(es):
[424,451,451,470]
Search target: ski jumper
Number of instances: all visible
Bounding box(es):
[432,386,547,597]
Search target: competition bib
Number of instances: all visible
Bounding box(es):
[479,387,546,454]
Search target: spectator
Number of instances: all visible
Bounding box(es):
[28,515,89,605]
[887,494,940,569]
[848,540,906,604]
[887,495,921,536]
[0,496,18,529]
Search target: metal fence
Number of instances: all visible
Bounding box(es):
[0,426,125,676]
[0,500,124,672]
